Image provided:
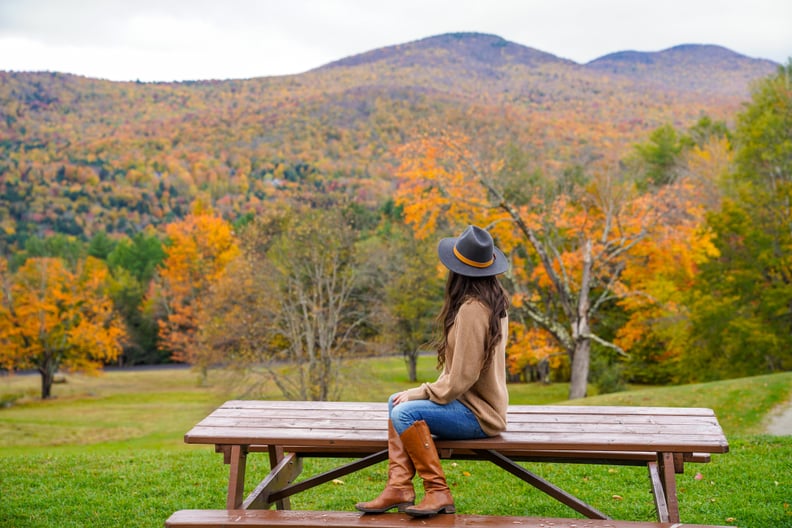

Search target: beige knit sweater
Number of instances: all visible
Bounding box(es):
[403,299,509,436]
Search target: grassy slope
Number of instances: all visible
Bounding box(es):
[566,372,792,436]
[1,359,790,528]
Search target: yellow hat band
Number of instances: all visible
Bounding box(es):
[453,245,494,268]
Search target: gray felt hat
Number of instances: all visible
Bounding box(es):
[438,225,508,277]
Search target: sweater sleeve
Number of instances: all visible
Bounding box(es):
[405,300,488,404]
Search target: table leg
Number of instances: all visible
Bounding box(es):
[269,446,291,510]
[225,445,248,509]
[649,452,681,523]
[647,461,669,522]
[242,451,302,510]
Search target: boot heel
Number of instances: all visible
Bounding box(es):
[405,504,456,517]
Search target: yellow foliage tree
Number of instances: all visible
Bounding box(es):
[0,256,126,398]
[149,209,239,373]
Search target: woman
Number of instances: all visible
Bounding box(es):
[356,225,510,517]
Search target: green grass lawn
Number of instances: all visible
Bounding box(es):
[1,359,791,528]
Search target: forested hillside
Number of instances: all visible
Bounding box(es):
[1,32,788,401]
[0,33,777,251]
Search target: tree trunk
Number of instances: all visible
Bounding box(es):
[568,338,590,400]
[537,358,550,384]
[569,239,593,400]
[405,351,418,383]
[39,361,56,400]
[198,365,209,387]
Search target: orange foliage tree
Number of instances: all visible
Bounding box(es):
[506,322,565,383]
[613,141,724,382]
[395,132,706,398]
[147,208,239,374]
[0,256,126,398]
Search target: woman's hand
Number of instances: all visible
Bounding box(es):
[392,391,409,406]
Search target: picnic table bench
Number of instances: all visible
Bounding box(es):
[165,510,731,528]
[167,400,729,527]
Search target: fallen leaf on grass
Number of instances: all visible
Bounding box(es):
[332,479,344,485]
[612,495,623,501]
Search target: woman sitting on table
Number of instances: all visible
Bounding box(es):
[356,225,510,517]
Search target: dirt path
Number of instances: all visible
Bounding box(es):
[765,398,792,435]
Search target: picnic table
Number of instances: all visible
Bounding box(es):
[170,400,729,527]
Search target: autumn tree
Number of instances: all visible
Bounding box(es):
[506,323,565,383]
[0,256,126,398]
[147,208,239,377]
[612,177,719,383]
[601,115,734,384]
[198,208,373,401]
[395,132,706,399]
[193,212,286,392]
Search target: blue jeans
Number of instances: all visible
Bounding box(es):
[388,393,487,439]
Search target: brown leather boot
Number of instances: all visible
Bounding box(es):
[399,420,455,517]
[355,420,415,513]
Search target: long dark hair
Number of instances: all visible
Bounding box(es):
[435,271,510,370]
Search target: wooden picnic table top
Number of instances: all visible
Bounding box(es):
[184,400,729,455]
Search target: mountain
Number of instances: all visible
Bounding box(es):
[320,32,574,71]
[303,32,583,109]
[0,33,779,251]
[585,44,779,95]
[588,43,776,71]
[313,35,776,100]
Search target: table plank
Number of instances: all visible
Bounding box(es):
[195,416,722,434]
[207,409,720,426]
[166,509,734,527]
[218,400,719,416]
[184,401,729,455]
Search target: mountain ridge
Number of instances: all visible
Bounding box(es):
[587,43,778,66]
[305,32,777,99]
[317,32,575,71]
[583,41,779,94]
[317,33,780,72]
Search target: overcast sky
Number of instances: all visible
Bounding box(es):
[1,0,789,82]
